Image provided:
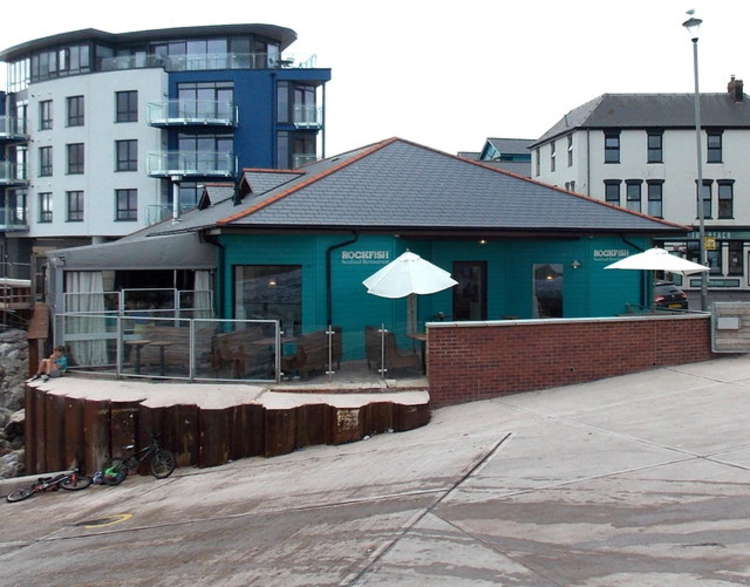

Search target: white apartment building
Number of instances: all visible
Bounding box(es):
[531,77,750,300]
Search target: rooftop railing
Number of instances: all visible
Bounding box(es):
[292,105,323,129]
[145,203,197,226]
[147,100,238,127]
[146,151,236,178]
[100,52,318,73]
[292,153,318,169]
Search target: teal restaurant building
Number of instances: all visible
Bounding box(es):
[48,138,688,378]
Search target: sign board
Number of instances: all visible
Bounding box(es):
[704,236,717,251]
[592,248,630,262]
[340,250,391,265]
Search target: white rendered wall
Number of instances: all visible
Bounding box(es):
[24,68,167,239]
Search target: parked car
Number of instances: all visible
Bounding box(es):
[654,280,688,310]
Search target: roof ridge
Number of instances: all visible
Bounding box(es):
[242,168,304,174]
[217,137,400,225]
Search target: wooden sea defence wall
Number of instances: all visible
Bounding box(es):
[24,385,431,475]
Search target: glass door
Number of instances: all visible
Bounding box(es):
[452,261,487,321]
[533,264,563,318]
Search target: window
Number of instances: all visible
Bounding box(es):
[604,180,621,205]
[38,192,52,223]
[535,148,540,176]
[647,180,663,218]
[729,241,743,276]
[567,134,573,167]
[115,189,137,221]
[696,180,712,219]
[39,100,52,130]
[647,130,663,163]
[626,180,642,213]
[115,90,138,122]
[234,265,302,335]
[550,141,556,171]
[569,180,575,192]
[8,189,27,225]
[115,139,137,171]
[66,190,84,221]
[66,95,84,126]
[707,130,722,163]
[718,180,734,219]
[39,146,53,177]
[66,143,84,174]
[604,130,620,163]
[177,82,233,120]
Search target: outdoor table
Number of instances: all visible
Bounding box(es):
[124,339,151,374]
[148,340,173,376]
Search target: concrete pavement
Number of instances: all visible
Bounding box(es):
[2,355,750,585]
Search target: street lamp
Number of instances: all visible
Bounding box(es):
[683,10,708,311]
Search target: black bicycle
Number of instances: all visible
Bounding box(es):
[102,435,176,485]
[6,468,92,503]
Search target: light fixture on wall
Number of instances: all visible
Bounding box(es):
[267,279,277,287]
[570,260,582,270]
[479,239,487,245]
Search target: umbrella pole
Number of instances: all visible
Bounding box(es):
[407,293,417,334]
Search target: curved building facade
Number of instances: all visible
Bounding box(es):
[0,24,331,276]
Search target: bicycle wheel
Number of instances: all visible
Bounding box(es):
[102,459,128,486]
[150,449,176,479]
[6,487,35,503]
[60,473,93,491]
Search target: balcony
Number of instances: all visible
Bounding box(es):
[147,100,238,128]
[293,105,323,129]
[145,203,197,226]
[292,153,318,169]
[0,162,28,186]
[146,151,236,178]
[0,116,28,143]
[100,52,318,73]
[0,206,28,231]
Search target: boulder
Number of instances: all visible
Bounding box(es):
[4,409,24,440]
[0,449,24,479]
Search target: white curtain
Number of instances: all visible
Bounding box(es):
[64,271,108,367]
[193,270,213,319]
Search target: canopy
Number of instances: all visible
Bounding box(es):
[363,251,458,298]
[604,247,709,276]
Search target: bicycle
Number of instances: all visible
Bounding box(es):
[6,468,92,503]
[102,434,176,485]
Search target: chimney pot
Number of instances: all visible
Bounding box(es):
[728,75,744,101]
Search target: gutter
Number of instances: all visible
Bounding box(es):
[201,232,225,318]
[326,231,359,325]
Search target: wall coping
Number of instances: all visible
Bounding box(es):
[426,312,710,330]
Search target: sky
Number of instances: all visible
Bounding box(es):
[1,0,747,156]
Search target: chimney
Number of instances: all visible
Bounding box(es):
[728,75,744,101]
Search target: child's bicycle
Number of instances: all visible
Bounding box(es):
[6,468,92,502]
[101,434,176,485]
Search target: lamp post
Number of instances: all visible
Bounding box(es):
[683,11,708,311]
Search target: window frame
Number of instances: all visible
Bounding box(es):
[647,129,663,163]
[646,180,664,218]
[718,179,734,219]
[566,134,573,167]
[550,140,556,172]
[115,90,138,123]
[707,130,723,163]
[115,139,138,172]
[115,188,138,221]
[604,130,620,163]
[604,179,621,206]
[39,145,53,177]
[66,95,84,127]
[625,180,642,213]
[696,179,713,220]
[728,241,743,276]
[39,99,52,130]
[38,192,53,223]
[66,190,84,222]
[66,142,84,174]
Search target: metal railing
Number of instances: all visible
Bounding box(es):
[0,115,27,140]
[0,206,28,231]
[146,151,236,177]
[292,105,322,128]
[100,52,318,73]
[145,203,196,226]
[0,161,28,185]
[0,261,32,280]
[147,100,238,127]
[63,288,213,318]
[292,153,318,169]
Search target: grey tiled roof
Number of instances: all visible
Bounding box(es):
[242,170,302,195]
[166,138,682,234]
[485,137,535,154]
[474,159,531,177]
[533,93,750,146]
[457,151,480,160]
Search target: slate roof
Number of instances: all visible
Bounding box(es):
[457,151,480,161]
[148,138,686,237]
[474,159,531,177]
[485,137,535,154]
[241,170,303,195]
[533,93,750,146]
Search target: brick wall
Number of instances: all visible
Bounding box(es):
[427,315,715,407]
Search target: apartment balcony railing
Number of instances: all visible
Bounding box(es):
[147,100,238,127]
[0,162,28,186]
[146,151,236,178]
[0,206,28,231]
[292,105,323,129]
[100,52,317,73]
[0,116,28,142]
[292,153,318,169]
[145,203,196,226]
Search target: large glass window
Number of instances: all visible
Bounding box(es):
[39,192,53,223]
[66,190,84,222]
[115,189,138,221]
[8,189,27,224]
[177,82,234,119]
[177,133,233,172]
[647,130,663,163]
[234,265,302,335]
[707,131,722,163]
[604,180,621,206]
[67,143,84,174]
[696,180,712,219]
[533,264,563,318]
[718,180,734,219]
[604,130,620,163]
[115,90,138,122]
[39,100,53,130]
[647,180,663,218]
[626,181,642,213]
[39,146,53,177]
[452,261,487,321]
[66,95,84,126]
[115,140,138,171]
[729,241,743,276]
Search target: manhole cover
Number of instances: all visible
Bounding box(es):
[73,513,132,528]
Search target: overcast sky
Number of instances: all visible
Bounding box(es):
[2,0,745,156]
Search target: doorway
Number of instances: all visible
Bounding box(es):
[533,264,563,318]
[453,261,487,321]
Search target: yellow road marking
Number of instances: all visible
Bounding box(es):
[83,513,133,529]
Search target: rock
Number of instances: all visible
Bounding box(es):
[0,449,24,479]
[4,409,24,440]
[0,407,11,428]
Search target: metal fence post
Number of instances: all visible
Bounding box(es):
[326,324,335,378]
[275,320,282,382]
[116,316,122,377]
[378,322,387,377]
[188,318,195,381]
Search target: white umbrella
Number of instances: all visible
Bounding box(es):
[604,247,709,276]
[363,251,458,333]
